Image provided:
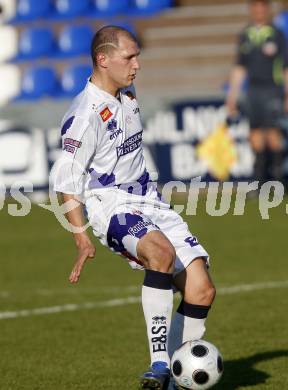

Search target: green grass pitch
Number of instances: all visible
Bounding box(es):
[0,196,288,389]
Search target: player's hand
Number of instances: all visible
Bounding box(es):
[69,235,96,284]
[226,96,238,118]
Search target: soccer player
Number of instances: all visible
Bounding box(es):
[53,26,216,389]
[226,0,288,186]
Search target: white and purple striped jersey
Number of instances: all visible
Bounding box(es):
[53,80,148,196]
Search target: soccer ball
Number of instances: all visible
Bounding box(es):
[171,340,223,389]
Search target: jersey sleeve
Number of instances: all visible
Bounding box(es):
[52,116,97,195]
[236,30,248,67]
[277,29,288,69]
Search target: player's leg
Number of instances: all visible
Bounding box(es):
[168,258,216,359]
[250,128,267,183]
[146,208,214,361]
[166,259,215,390]
[105,212,174,389]
[137,230,175,389]
[261,89,284,183]
[266,127,284,182]
[246,88,268,185]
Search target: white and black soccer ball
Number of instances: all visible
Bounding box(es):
[171,340,224,389]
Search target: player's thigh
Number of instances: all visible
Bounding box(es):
[137,230,176,272]
[173,258,216,306]
[250,129,266,152]
[266,128,283,151]
[106,211,175,272]
[151,208,209,276]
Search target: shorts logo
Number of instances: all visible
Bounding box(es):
[185,236,199,248]
[63,138,82,153]
[128,220,154,237]
[100,107,113,122]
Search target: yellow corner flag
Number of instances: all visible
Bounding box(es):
[197,124,237,181]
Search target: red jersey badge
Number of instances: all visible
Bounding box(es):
[100,107,113,122]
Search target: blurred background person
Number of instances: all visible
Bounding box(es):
[226,0,288,187]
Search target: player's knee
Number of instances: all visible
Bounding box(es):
[157,242,176,269]
[149,241,176,272]
[192,283,216,306]
[206,284,216,304]
[202,284,216,305]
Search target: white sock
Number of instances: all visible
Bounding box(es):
[142,270,173,366]
[168,302,210,359]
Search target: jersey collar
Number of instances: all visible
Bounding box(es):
[86,80,122,105]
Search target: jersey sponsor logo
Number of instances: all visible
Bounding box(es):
[133,107,140,114]
[107,119,123,140]
[116,131,143,157]
[63,138,82,153]
[262,41,277,56]
[107,119,118,131]
[109,129,123,140]
[100,107,113,122]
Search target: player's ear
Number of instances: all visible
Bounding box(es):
[96,52,108,68]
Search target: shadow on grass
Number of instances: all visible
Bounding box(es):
[214,350,288,389]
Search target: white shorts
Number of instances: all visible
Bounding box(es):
[84,185,209,276]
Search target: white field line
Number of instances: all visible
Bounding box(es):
[35,285,140,296]
[0,285,140,298]
[0,291,10,298]
[218,280,288,294]
[0,297,142,320]
[0,281,288,321]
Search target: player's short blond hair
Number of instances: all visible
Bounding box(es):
[91,25,138,68]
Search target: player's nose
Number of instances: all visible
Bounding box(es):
[133,57,141,71]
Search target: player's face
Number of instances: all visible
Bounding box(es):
[250,1,270,24]
[106,35,141,89]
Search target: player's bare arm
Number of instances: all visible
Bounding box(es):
[62,193,96,283]
[226,65,246,117]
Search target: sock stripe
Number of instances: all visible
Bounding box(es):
[177,300,210,319]
[143,269,173,290]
